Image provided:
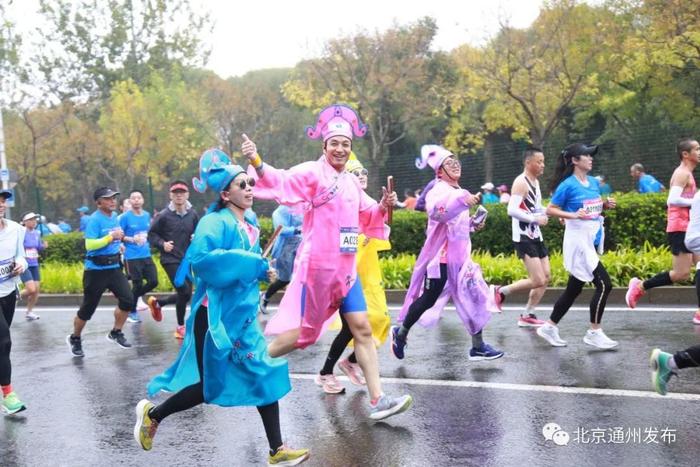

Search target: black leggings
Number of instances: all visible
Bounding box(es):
[149,306,283,451]
[264,280,290,301]
[550,262,612,324]
[127,259,158,311]
[320,313,356,375]
[0,291,17,386]
[674,345,700,370]
[402,264,448,332]
[160,262,193,326]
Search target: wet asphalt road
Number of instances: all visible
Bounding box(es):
[2,302,700,467]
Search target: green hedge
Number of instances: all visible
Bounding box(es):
[33,245,674,293]
[38,192,668,263]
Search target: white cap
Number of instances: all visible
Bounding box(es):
[22,212,40,222]
[481,182,495,191]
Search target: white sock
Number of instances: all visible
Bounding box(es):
[500,286,511,296]
[668,356,678,371]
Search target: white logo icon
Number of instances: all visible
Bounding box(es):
[543,422,569,446]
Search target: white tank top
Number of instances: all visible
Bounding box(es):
[511,174,544,243]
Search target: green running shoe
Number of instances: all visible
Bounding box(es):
[650,348,676,396]
[133,399,158,450]
[268,444,310,466]
[2,391,27,415]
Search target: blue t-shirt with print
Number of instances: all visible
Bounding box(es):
[84,210,122,270]
[119,210,152,260]
[552,174,604,246]
[638,173,663,193]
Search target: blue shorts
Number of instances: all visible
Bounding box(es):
[20,265,40,283]
[301,277,367,317]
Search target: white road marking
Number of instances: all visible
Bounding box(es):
[291,373,700,401]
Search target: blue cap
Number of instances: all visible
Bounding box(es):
[76,205,89,212]
[0,189,12,200]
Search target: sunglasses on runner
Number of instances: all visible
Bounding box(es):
[352,169,369,177]
[235,178,256,190]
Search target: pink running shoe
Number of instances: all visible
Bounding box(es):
[517,314,545,327]
[693,311,700,325]
[174,325,185,340]
[338,358,366,386]
[491,285,504,312]
[314,374,345,394]
[625,277,645,309]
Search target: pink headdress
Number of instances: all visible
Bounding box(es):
[415,145,454,172]
[305,104,368,141]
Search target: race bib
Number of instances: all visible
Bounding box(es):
[582,198,603,219]
[25,248,39,259]
[339,227,358,254]
[0,258,15,282]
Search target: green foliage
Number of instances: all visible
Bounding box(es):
[378,247,673,290]
[42,232,85,263]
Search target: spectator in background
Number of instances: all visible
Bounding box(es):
[58,219,72,233]
[400,188,417,210]
[481,182,499,204]
[37,216,51,236]
[77,206,90,232]
[595,175,613,196]
[498,184,510,204]
[630,163,665,193]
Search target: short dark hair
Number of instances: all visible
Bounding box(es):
[677,138,698,160]
[129,189,144,197]
[523,146,543,162]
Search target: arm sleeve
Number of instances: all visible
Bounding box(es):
[247,162,317,206]
[86,235,112,251]
[507,194,536,223]
[426,184,471,223]
[189,216,268,289]
[148,215,165,250]
[15,227,27,271]
[667,186,693,207]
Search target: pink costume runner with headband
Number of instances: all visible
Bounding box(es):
[398,178,495,334]
[248,156,387,348]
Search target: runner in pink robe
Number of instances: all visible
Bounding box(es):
[391,145,505,362]
[241,103,413,421]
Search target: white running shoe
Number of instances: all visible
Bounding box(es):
[536,323,567,347]
[136,297,149,311]
[583,329,618,349]
[25,311,40,321]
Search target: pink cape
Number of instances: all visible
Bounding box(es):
[398,179,494,334]
[249,156,387,348]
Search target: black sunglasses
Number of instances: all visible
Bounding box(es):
[235,178,256,190]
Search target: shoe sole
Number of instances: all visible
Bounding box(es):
[468,352,505,361]
[583,336,618,349]
[490,285,503,313]
[650,349,667,396]
[269,451,311,466]
[134,400,153,451]
[536,329,567,347]
[625,279,639,309]
[369,395,413,421]
[2,404,27,416]
[314,376,345,394]
[693,318,700,325]
[106,334,132,349]
[66,335,84,358]
[517,321,544,328]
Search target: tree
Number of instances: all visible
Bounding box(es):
[32,0,212,101]
[282,17,454,188]
[451,1,607,149]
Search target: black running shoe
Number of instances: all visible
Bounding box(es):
[107,330,132,348]
[67,334,84,358]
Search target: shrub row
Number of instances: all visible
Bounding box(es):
[39,192,668,263]
[34,245,674,293]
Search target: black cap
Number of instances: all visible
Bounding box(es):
[562,143,598,159]
[0,189,12,200]
[93,187,120,200]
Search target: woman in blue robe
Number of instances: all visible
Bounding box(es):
[133,150,310,466]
